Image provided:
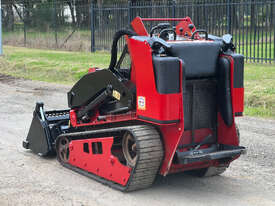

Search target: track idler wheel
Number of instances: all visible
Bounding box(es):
[56,136,71,163]
[122,132,137,167]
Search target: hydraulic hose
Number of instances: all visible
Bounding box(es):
[108,29,136,75]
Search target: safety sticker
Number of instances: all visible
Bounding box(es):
[138,96,146,110]
[112,90,121,100]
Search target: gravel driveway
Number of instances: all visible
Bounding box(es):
[0,75,275,206]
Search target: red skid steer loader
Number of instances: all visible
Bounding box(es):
[23,17,246,192]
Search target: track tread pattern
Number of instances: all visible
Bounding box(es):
[126,126,164,191]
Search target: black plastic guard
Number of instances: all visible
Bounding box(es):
[67,69,133,109]
[176,144,246,164]
[218,57,233,126]
[24,106,52,156]
[152,56,181,94]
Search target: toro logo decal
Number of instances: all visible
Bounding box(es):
[137,96,146,110]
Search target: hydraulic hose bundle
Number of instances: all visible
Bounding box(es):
[108,29,136,75]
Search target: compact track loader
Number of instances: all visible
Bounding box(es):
[23,17,246,191]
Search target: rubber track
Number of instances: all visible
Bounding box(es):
[56,125,164,192]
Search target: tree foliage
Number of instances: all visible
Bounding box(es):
[1,0,148,31]
[1,0,272,32]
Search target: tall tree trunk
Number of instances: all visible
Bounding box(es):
[12,3,23,21]
[67,1,76,25]
[6,4,14,31]
[75,1,82,26]
[251,0,256,30]
[82,0,91,27]
[23,1,33,27]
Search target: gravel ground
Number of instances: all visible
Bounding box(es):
[0,75,275,206]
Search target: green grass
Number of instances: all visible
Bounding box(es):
[244,63,275,118]
[238,43,274,61]
[0,46,274,119]
[0,46,110,84]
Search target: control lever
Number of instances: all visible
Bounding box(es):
[148,37,171,54]
[222,34,233,44]
[157,23,171,30]
[159,29,177,41]
[193,135,214,150]
[222,34,235,52]
[191,29,208,40]
[150,23,172,37]
[188,24,194,31]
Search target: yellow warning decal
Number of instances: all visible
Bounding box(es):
[112,90,121,100]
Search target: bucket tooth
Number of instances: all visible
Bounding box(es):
[22,140,29,149]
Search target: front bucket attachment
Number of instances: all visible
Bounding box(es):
[23,102,70,156]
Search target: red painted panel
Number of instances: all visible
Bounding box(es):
[125,36,136,84]
[217,112,239,146]
[159,123,184,175]
[69,137,131,186]
[131,17,149,36]
[233,88,244,113]
[128,37,184,174]
[141,18,189,21]
[229,56,236,115]
[158,60,184,175]
[70,110,137,128]
[221,55,244,116]
[127,37,185,174]
[131,16,197,38]
[70,110,77,127]
[175,16,196,37]
[217,55,240,146]
[128,38,181,122]
[88,68,97,73]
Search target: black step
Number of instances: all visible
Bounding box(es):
[177,144,246,164]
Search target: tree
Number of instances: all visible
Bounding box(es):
[2,0,15,31]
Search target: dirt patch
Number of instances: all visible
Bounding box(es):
[0,74,18,84]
